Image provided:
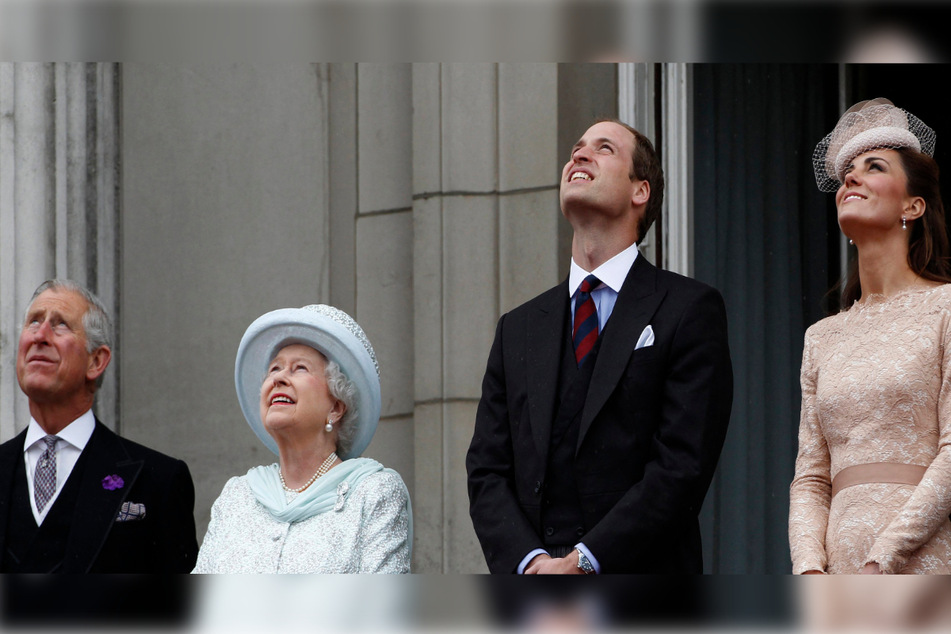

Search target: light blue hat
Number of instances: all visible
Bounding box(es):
[235,304,381,460]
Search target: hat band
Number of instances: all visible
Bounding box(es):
[833,127,920,182]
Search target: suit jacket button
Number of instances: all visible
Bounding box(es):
[545,527,554,536]
[576,527,585,537]
[534,481,541,494]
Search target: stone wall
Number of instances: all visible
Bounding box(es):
[0,63,119,439]
[2,63,617,573]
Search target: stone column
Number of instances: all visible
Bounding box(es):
[0,62,119,441]
[411,63,560,573]
[351,62,417,526]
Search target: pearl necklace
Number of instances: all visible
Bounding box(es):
[280,452,338,492]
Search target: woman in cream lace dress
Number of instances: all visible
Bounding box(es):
[790,99,951,574]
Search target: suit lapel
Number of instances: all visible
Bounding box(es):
[0,431,27,554]
[64,422,143,573]
[527,281,569,459]
[578,257,666,452]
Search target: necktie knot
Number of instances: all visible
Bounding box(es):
[579,274,601,295]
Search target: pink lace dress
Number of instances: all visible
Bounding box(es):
[790,284,951,574]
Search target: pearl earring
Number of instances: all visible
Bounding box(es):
[325,419,334,433]
[902,216,908,231]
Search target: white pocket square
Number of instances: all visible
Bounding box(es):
[635,325,655,350]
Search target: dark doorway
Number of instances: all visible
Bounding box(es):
[692,64,839,573]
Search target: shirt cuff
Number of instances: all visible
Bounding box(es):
[575,543,601,574]
[518,549,550,574]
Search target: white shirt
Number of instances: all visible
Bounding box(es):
[568,242,640,330]
[23,409,96,525]
[520,242,640,574]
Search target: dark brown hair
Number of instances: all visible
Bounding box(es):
[841,147,951,306]
[596,118,665,244]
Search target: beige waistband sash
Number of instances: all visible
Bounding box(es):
[831,463,927,498]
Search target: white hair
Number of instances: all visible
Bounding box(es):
[26,279,113,389]
[324,360,358,456]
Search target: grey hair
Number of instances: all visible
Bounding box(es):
[324,360,358,457]
[26,279,114,389]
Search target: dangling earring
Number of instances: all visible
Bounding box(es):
[902,216,908,231]
[325,418,334,433]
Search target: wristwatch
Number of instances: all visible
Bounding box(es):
[576,550,595,574]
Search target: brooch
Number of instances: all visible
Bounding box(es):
[334,481,350,512]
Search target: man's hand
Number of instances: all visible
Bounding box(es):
[524,550,585,574]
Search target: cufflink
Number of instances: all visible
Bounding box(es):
[576,550,595,574]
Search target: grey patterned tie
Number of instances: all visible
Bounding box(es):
[34,435,58,512]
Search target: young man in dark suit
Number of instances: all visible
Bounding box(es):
[467,120,733,574]
[0,280,198,573]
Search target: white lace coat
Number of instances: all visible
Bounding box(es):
[192,469,410,573]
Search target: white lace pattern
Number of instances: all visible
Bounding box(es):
[790,285,951,574]
[193,470,410,573]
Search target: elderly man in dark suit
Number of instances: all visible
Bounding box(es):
[467,119,733,574]
[0,279,198,573]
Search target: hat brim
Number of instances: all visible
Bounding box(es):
[234,308,381,460]
[832,127,920,183]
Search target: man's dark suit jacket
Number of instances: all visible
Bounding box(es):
[0,420,198,573]
[467,256,733,573]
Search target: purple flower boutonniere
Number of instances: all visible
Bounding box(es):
[101,474,125,491]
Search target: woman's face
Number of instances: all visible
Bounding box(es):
[836,148,914,232]
[260,344,343,439]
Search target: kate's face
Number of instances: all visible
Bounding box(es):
[836,149,913,232]
[260,344,338,439]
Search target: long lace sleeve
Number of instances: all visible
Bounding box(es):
[789,330,831,574]
[866,308,951,574]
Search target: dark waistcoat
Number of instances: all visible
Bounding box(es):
[540,318,604,548]
[2,445,90,572]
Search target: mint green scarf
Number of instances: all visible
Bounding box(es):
[245,458,412,556]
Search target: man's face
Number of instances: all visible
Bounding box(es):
[16,289,96,404]
[560,121,640,218]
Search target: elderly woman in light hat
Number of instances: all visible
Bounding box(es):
[193,305,411,573]
[790,98,951,574]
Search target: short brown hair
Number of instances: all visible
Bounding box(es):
[597,118,665,244]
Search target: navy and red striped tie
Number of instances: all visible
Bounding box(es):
[573,274,601,366]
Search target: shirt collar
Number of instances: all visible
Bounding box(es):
[568,242,640,297]
[24,409,96,452]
